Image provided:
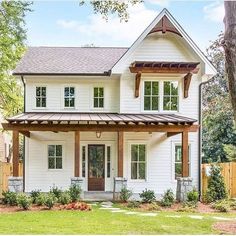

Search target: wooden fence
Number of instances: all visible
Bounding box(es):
[0,161,23,197]
[202,162,236,198]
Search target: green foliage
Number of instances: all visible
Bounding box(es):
[187,188,199,203]
[44,193,57,209]
[160,189,174,207]
[16,193,31,210]
[0,1,32,117]
[205,165,227,203]
[177,204,196,213]
[58,191,72,205]
[203,33,236,163]
[127,201,140,209]
[229,200,236,210]
[30,189,41,204]
[146,203,161,211]
[212,200,230,212]
[50,186,63,199]
[139,189,156,203]
[119,187,132,202]
[69,184,82,202]
[223,144,236,161]
[35,193,47,206]
[2,191,17,206]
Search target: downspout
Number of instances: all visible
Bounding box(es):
[20,75,26,192]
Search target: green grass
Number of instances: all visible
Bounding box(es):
[0,205,234,234]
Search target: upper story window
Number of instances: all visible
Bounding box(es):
[64,87,75,108]
[144,81,159,111]
[36,87,46,108]
[163,81,178,111]
[94,87,104,108]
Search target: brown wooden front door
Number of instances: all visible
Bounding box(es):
[88,145,105,191]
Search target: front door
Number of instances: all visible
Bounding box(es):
[88,145,105,191]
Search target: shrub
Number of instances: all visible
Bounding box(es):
[160,189,174,207]
[69,184,82,202]
[2,191,17,206]
[35,193,47,206]
[119,187,132,202]
[182,200,198,209]
[212,200,230,212]
[17,193,32,210]
[187,188,199,203]
[139,189,156,203]
[147,202,161,211]
[127,201,141,209]
[58,191,72,205]
[30,190,41,204]
[177,205,196,213]
[205,164,227,203]
[50,186,63,199]
[229,200,236,210]
[44,193,57,209]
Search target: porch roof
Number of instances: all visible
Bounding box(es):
[7,112,196,125]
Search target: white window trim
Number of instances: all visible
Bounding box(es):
[61,85,77,110]
[44,141,65,172]
[90,86,105,111]
[128,141,149,183]
[171,141,192,182]
[33,85,47,110]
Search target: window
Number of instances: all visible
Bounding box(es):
[36,87,46,107]
[64,87,75,108]
[163,81,179,111]
[175,145,190,179]
[82,146,86,177]
[144,81,159,111]
[48,145,62,169]
[131,144,146,180]
[94,87,104,108]
[107,146,111,178]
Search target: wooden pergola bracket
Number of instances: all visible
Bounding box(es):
[19,131,30,138]
[184,72,192,98]
[166,132,181,137]
[135,72,141,98]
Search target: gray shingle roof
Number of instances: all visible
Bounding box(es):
[13,47,128,75]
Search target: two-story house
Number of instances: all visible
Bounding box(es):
[3,9,216,199]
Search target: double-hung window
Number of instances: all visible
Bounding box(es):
[174,144,190,179]
[131,144,146,180]
[144,81,159,111]
[48,145,63,169]
[64,87,75,108]
[36,87,46,108]
[94,87,104,108]
[163,81,179,111]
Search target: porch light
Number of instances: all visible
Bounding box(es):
[96,131,101,138]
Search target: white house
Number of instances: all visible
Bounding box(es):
[3,9,216,199]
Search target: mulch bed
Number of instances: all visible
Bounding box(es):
[213,221,236,234]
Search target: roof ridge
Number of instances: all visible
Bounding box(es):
[28,46,129,49]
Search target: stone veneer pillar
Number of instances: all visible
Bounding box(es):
[71,177,84,199]
[176,177,193,202]
[113,177,127,201]
[8,177,23,193]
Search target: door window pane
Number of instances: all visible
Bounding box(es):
[107,146,111,178]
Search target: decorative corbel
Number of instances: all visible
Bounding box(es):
[135,71,141,98]
[184,72,192,98]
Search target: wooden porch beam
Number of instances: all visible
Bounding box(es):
[74,131,80,177]
[182,131,189,177]
[129,67,199,74]
[118,131,124,177]
[184,72,192,98]
[19,131,30,138]
[166,132,181,137]
[12,130,19,177]
[135,72,141,98]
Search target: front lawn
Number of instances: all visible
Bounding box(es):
[0,205,234,234]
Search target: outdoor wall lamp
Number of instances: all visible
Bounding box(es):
[96,131,101,138]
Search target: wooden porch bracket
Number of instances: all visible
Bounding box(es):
[184,72,192,98]
[135,72,141,98]
[19,131,30,138]
[118,131,124,177]
[166,132,181,137]
[182,131,189,177]
[13,130,19,177]
[74,131,80,177]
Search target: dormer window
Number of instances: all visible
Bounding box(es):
[163,81,178,111]
[94,87,104,108]
[144,81,159,111]
[64,87,75,108]
[36,86,46,108]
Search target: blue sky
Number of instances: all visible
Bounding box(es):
[25,0,224,53]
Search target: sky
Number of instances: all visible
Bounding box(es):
[25,0,225,53]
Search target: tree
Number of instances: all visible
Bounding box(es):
[223,1,236,123]
[79,0,143,22]
[0,1,32,117]
[202,34,236,163]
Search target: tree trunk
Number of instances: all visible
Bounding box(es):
[223,1,236,123]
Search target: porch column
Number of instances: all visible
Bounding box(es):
[12,130,19,177]
[182,131,189,177]
[117,131,124,177]
[74,131,80,177]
